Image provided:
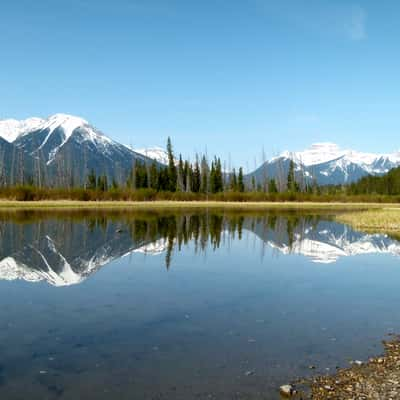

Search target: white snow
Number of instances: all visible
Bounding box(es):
[284,143,345,166]
[0,113,117,164]
[132,239,168,255]
[267,230,400,264]
[273,142,400,177]
[0,117,44,142]
[132,146,173,165]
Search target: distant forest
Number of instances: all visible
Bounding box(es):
[2,137,400,201]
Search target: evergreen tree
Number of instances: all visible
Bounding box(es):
[192,158,201,193]
[238,167,245,192]
[87,169,97,190]
[209,160,216,193]
[149,162,158,189]
[200,155,209,193]
[287,160,295,192]
[214,157,223,192]
[268,178,278,193]
[97,174,108,191]
[177,154,184,191]
[111,178,119,190]
[166,137,177,191]
[230,168,238,191]
[184,160,190,192]
[251,176,256,191]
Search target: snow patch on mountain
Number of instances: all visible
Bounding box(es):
[0,117,45,142]
[0,257,40,282]
[35,114,89,144]
[132,238,168,255]
[278,142,400,169]
[42,115,114,164]
[133,147,170,165]
[279,143,345,166]
[266,225,400,264]
[1,113,118,165]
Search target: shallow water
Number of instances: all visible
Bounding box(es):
[1,211,400,399]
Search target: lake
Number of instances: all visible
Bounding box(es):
[1,209,400,399]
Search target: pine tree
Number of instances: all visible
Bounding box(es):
[200,155,209,193]
[287,160,297,192]
[166,137,177,191]
[149,162,158,189]
[230,168,237,191]
[215,157,223,192]
[111,178,119,190]
[184,160,190,192]
[192,158,201,193]
[210,160,216,193]
[87,169,97,190]
[251,176,256,191]
[268,178,278,193]
[177,154,184,191]
[238,167,245,192]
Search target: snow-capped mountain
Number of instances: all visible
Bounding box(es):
[13,114,116,164]
[250,143,400,185]
[0,113,155,185]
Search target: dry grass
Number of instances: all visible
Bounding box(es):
[0,200,396,211]
[336,208,400,233]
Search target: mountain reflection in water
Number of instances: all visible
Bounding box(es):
[0,212,398,287]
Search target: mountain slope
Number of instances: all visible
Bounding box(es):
[0,114,155,186]
[133,147,170,165]
[0,136,37,185]
[250,143,400,186]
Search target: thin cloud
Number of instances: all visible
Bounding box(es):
[257,1,368,42]
[345,5,367,41]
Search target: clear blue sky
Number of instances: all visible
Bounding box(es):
[1,0,399,168]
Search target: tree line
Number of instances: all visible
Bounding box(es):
[3,136,400,201]
[83,139,312,195]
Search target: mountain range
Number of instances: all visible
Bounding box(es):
[1,114,399,186]
[250,143,400,186]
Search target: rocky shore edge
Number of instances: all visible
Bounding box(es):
[280,336,400,399]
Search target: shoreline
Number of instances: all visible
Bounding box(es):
[0,200,398,210]
[288,337,400,399]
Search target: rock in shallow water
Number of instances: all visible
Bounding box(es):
[280,384,295,397]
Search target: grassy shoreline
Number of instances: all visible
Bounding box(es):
[336,208,400,233]
[0,200,399,210]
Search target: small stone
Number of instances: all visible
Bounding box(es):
[350,360,363,366]
[279,384,295,397]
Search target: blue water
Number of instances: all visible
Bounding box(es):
[0,212,399,399]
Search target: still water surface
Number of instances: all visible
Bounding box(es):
[1,210,400,399]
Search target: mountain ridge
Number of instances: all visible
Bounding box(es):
[250,142,400,185]
[1,114,399,186]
